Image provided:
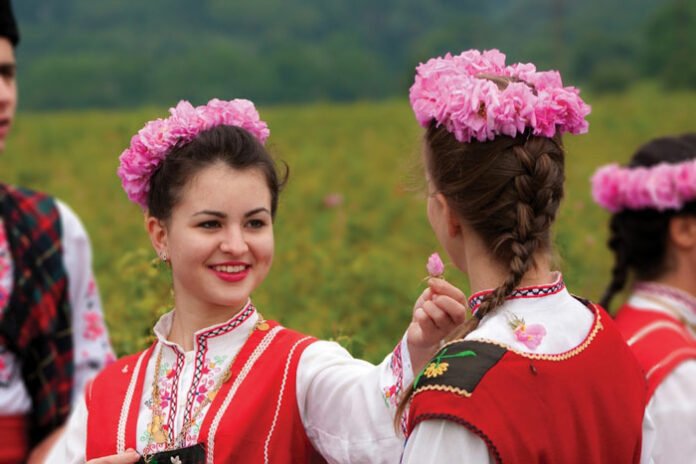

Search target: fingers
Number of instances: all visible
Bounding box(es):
[428,278,467,304]
[420,300,455,330]
[429,294,468,326]
[87,449,140,464]
[413,287,432,311]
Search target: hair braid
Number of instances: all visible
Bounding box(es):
[599,216,630,309]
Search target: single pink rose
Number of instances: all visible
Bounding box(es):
[513,323,547,350]
[426,252,445,278]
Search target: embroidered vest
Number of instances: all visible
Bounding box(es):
[615,305,696,398]
[86,321,327,463]
[407,305,646,464]
[0,184,72,443]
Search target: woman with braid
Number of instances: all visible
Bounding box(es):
[399,49,650,463]
[592,134,696,463]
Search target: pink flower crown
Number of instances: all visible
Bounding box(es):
[409,49,591,143]
[591,159,696,212]
[117,98,270,208]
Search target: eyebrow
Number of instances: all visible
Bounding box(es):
[192,207,271,218]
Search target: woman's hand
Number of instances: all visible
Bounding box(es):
[86,449,140,464]
[407,278,468,375]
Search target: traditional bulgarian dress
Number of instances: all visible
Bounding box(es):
[614,282,696,463]
[0,184,114,463]
[402,274,651,464]
[48,300,413,463]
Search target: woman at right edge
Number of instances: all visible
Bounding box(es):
[399,49,653,463]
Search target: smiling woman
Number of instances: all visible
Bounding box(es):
[46,98,469,463]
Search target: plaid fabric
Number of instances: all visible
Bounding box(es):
[0,183,72,443]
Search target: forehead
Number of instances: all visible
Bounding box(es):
[177,163,271,212]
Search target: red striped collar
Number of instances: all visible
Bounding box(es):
[468,273,565,316]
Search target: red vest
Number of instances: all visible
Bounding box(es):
[408,305,646,464]
[85,321,327,463]
[615,304,696,398]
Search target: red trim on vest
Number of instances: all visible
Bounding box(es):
[86,322,327,463]
[615,305,696,398]
[408,307,646,464]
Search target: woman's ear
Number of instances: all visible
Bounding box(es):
[669,216,696,250]
[145,214,168,258]
[434,193,462,238]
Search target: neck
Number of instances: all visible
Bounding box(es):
[167,298,249,351]
[463,241,554,295]
[653,267,696,300]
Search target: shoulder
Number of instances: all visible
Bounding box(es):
[414,340,508,397]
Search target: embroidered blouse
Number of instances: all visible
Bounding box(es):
[625,283,696,463]
[0,200,114,415]
[402,273,655,463]
[47,301,414,463]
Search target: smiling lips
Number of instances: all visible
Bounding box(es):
[210,263,250,282]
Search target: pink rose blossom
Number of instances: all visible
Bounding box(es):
[426,252,445,278]
[409,49,590,143]
[592,158,696,212]
[117,98,269,208]
[513,323,547,350]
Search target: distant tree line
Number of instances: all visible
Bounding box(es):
[13,0,696,110]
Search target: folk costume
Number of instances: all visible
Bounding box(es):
[48,300,414,463]
[0,184,114,463]
[615,282,696,463]
[402,274,650,464]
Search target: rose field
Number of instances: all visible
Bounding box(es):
[5,83,696,361]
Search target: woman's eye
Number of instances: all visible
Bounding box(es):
[246,219,266,229]
[198,220,221,229]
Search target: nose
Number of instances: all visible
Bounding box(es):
[219,226,249,255]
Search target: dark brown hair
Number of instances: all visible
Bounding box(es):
[147,124,287,221]
[600,134,696,309]
[427,123,565,338]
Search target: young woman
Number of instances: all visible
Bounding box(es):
[593,134,696,463]
[47,98,467,463]
[399,49,650,463]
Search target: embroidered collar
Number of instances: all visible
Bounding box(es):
[468,273,565,316]
[632,281,696,326]
[153,299,257,352]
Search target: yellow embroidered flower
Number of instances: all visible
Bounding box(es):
[424,361,449,378]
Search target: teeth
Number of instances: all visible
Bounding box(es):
[213,265,246,273]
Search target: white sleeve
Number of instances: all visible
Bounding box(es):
[644,360,696,463]
[296,336,413,464]
[402,420,492,463]
[45,392,89,463]
[57,200,115,405]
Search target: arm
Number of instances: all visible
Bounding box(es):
[402,420,493,463]
[644,360,696,463]
[44,394,89,464]
[56,200,115,403]
[297,278,468,463]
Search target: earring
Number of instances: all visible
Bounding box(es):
[159,251,168,262]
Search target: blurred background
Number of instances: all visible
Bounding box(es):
[14,0,696,109]
[6,0,696,359]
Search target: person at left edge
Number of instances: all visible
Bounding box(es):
[0,1,115,463]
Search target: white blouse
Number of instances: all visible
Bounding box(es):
[402,274,655,464]
[627,286,696,464]
[0,200,114,414]
[47,302,414,463]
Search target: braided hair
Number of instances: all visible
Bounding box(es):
[425,123,565,339]
[600,134,696,310]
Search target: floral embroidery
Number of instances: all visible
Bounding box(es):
[83,311,106,340]
[423,361,449,378]
[415,347,477,388]
[382,342,404,409]
[508,313,547,350]
[0,223,11,314]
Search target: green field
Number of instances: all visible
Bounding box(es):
[4,83,696,361]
